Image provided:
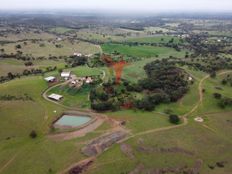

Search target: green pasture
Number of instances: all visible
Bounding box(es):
[101,43,186,58]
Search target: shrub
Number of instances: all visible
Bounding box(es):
[169,114,180,124]
[213,93,222,99]
[29,130,37,139]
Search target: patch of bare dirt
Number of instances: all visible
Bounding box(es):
[68,158,94,174]
[129,164,145,174]
[120,143,135,160]
[82,130,128,156]
[137,145,194,156]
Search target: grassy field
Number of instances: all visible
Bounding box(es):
[87,111,232,174]
[126,35,182,44]
[107,110,171,133]
[195,72,232,115]
[1,40,101,57]
[76,30,124,42]
[67,66,103,77]
[101,43,186,58]
[48,84,92,108]
[0,75,104,174]
[122,57,156,82]
[0,58,65,76]
[49,27,76,34]
[0,31,56,42]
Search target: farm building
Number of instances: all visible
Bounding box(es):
[86,77,93,84]
[44,76,56,82]
[61,71,71,80]
[188,76,193,81]
[48,94,63,101]
[73,52,82,57]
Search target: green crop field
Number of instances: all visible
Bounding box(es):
[49,27,76,34]
[101,43,186,58]
[126,36,182,44]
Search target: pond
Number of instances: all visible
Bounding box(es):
[55,115,92,127]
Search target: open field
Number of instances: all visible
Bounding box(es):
[102,43,186,58]
[0,76,107,174]
[126,35,182,44]
[49,27,76,34]
[0,58,65,76]
[0,31,56,42]
[87,112,232,174]
[1,40,101,57]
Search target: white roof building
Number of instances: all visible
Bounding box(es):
[73,52,82,57]
[71,80,77,85]
[188,76,193,81]
[48,94,63,101]
[86,77,93,84]
[44,76,56,82]
[61,71,71,78]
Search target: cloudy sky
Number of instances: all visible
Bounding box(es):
[1,0,232,12]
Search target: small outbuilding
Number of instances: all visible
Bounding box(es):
[188,76,193,81]
[73,52,82,57]
[86,77,93,84]
[48,94,63,101]
[44,76,56,82]
[61,71,71,80]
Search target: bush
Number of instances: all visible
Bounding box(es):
[169,115,180,124]
[29,130,37,139]
[213,93,222,99]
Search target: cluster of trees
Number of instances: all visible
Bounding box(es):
[165,56,232,76]
[0,52,69,61]
[0,66,57,84]
[0,94,33,101]
[213,93,232,108]
[90,60,189,112]
[87,53,105,68]
[24,61,33,66]
[218,97,232,108]
[221,74,232,86]
[140,60,189,102]
[66,55,88,67]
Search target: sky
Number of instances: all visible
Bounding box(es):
[1,0,232,12]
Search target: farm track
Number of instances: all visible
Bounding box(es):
[0,151,21,173]
[122,70,232,140]
[43,70,232,174]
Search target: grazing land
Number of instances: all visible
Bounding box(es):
[0,13,232,174]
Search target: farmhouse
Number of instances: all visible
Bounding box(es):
[61,71,71,80]
[44,76,56,82]
[48,93,63,101]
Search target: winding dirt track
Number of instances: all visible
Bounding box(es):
[123,70,232,140]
